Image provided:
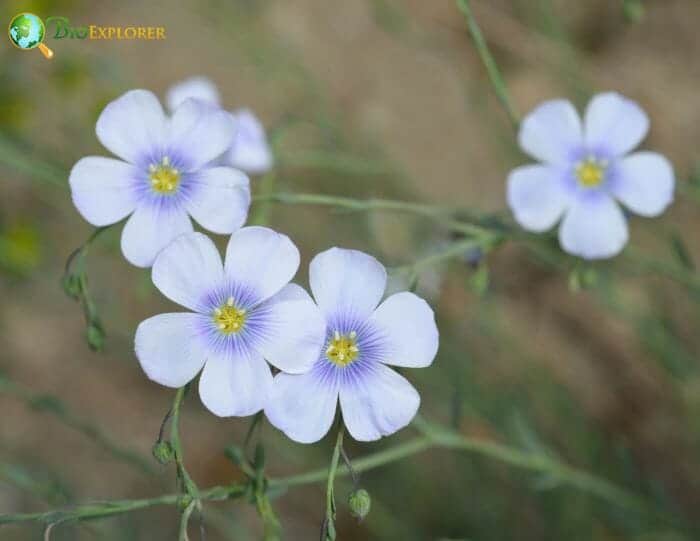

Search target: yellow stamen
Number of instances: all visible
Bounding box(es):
[149,156,180,195]
[575,157,607,188]
[213,299,247,335]
[326,330,360,367]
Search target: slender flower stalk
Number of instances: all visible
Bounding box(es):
[322,426,345,540]
[0,416,664,529]
[455,0,520,128]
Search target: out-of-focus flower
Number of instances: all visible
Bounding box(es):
[166,77,274,175]
[135,229,325,417]
[69,89,250,267]
[265,248,439,443]
[166,76,221,111]
[508,92,674,259]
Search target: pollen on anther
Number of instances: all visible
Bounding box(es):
[326,330,360,367]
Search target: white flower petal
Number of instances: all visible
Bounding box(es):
[198,351,271,417]
[225,109,274,175]
[584,92,649,157]
[265,370,339,444]
[121,205,193,268]
[518,99,582,164]
[152,232,224,312]
[309,248,387,320]
[186,167,250,234]
[339,364,420,442]
[166,77,221,112]
[257,285,326,374]
[135,313,208,388]
[69,157,139,226]
[267,283,313,303]
[370,292,438,368]
[96,89,167,164]
[611,152,674,217]
[224,226,300,302]
[168,99,235,171]
[559,195,629,260]
[507,164,571,232]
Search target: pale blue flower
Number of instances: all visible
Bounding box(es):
[508,92,675,259]
[265,248,439,443]
[135,228,325,417]
[167,77,274,175]
[69,89,250,267]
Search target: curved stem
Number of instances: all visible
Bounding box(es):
[0,415,668,528]
[253,191,494,238]
[0,375,154,474]
[179,500,197,541]
[322,426,344,540]
[170,386,198,498]
[456,0,520,128]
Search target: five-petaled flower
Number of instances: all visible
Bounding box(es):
[135,228,325,416]
[265,248,439,443]
[167,77,274,175]
[69,89,251,267]
[508,92,675,259]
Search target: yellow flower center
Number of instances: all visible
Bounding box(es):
[213,297,247,334]
[149,156,180,194]
[326,330,359,367]
[575,157,607,188]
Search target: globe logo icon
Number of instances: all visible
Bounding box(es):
[8,12,54,58]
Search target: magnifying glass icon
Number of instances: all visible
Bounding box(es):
[8,13,54,59]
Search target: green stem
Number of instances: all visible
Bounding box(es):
[249,171,278,226]
[253,191,493,237]
[179,500,197,541]
[391,237,491,277]
[0,484,246,526]
[0,376,154,474]
[323,426,345,540]
[0,416,666,528]
[622,248,700,293]
[456,0,520,128]
[170,387,198,498]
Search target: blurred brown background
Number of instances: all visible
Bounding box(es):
[1,0,700,539]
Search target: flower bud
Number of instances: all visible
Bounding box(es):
[177,494,193,511]
[348,488,371,521]
[623,0,644,23]
[62,273,82,300]
[86,323,105,351]
[152,440,174,465]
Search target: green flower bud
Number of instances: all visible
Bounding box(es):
[623,0,645,23]
[348,488,371,521]
[86,323,105,351]
[62,273,82,300]
[152,440,174,465]
[177,494,193,511]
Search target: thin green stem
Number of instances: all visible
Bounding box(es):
[456,0,520,128]
[0,484,246,526]
[170,386,198,498]
[249,171,278,226]
[391,237,491,278]
[179,500,197,541]
[253,191,493,237]
[322,426,345,540]
[63,225,114,351]
[0,415,668,529]
[0,375,154,474]
[622,248,700,293]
